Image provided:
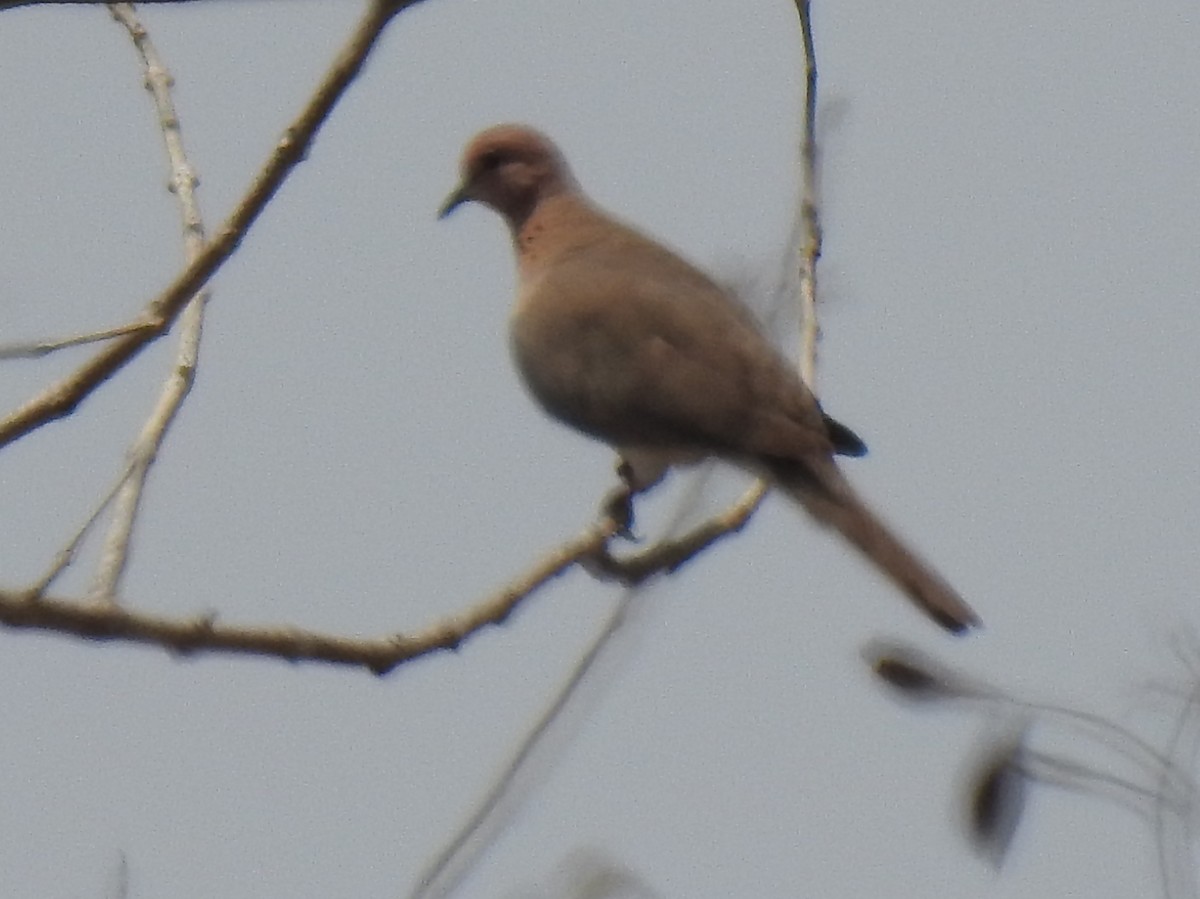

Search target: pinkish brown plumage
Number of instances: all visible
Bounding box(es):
[441,124,980,634]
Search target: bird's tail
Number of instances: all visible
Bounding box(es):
[771,461,981,634]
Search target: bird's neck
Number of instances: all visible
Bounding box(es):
[512,193,610,282]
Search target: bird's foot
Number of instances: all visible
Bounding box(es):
[600,482,639,542]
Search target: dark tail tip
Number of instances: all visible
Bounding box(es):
[822,413,868,457]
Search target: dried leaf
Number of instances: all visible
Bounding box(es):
[862,639,960,702]
[967,735,1027,867]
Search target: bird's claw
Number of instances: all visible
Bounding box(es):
[600,484,640,541]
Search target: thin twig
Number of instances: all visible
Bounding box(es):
[794,0,821,387]
[405,468,717,899]
[585,484,763,583]
[879,639,1200,890]
[32,460,136,594]
[89,4,209,601]
[0,320,156,360]
[1148,674,1200,899]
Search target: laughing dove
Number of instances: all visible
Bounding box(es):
[440,124,980,634]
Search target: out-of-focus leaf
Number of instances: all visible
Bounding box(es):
[966,733,1028,867]
[862,639,964,703]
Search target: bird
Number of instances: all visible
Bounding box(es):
[439,123,980,634]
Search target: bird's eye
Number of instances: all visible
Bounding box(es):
[479,150,504,171]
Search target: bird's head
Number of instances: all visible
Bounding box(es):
[439,124,578,228]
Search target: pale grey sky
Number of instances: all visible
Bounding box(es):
[1,2,1198,897]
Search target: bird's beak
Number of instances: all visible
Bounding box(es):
[438,183,472,219]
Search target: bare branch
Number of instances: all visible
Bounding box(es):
[0,0,422,449]
[0,320,155,360]
[0,518,609,672]
[32,460,137,594]
[585,482,765,583]
[791,0,821,393]
[90,4,211,601]
[3,476,780,670]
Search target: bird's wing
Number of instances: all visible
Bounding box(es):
[511,232,835,462]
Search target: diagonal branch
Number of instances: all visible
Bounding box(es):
[0,519,609,674]
[1,491,774,673]
[0,0,422,450]
[88,3,211,601]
